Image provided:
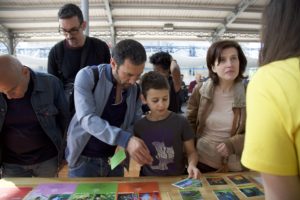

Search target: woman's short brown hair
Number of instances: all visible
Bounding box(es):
[206,40,247,85]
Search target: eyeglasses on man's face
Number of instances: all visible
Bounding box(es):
[58,24,82,35]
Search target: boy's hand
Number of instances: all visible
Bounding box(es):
[187,165,201,179]
[126,136,153,165]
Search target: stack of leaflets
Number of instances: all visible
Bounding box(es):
[172,178,202,189]
[207,174,264,200]
[204,176,240,200]
[69,183,117,200]
[238,184,264,198]
[213,189,240,200]
[179,189,203,200]
[117,182,161,200]
[227,175,251,185]
[227,174,264,198]
[206,176,228,186]
[23,181,161,200]
[24,183,77,200]
[172,178,203,200]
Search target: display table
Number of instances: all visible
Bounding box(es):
[0,171,264,199]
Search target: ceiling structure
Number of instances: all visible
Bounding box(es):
[0,0,269,48]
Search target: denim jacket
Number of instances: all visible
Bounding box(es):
[0,69,69,166]
[66,64,142,167]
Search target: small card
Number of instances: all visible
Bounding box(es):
[238,184,264,198]
[24,194,48,200]
[48,194,71,200]
[110,149,126,170]
[172,178,202,189]
[227,175,251,185]
[179,189,203,200]
[214,189,240,200]
[139,192,160,200]
[69,193,95,199]
[117,193,139,200]
[206,176,227,186]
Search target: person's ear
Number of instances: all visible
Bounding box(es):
[110,58,117,71]
[81,21,87,30]
[21,67,30,77]
[211,65,217,73]
[141,94,147,104]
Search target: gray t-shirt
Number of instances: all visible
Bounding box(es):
[134,112,194,176]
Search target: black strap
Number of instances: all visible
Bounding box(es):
[135,83,141,102]
[91,67,99,93]
[54,41,65,81]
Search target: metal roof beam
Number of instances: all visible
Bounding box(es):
[111,3,263,13]
[0,3,263,13]
[212,0,257,41]
[103,0,115,46]
[0,16,107,24]
[0,24,9,35]
[113,17,259,24]
[0,17,260,27]
[0,2,105,11]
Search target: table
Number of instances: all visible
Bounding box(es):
[0,171,264,199]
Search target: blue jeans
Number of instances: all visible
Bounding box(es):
[2,157,58,177]
[68,155,124,177]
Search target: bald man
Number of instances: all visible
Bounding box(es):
[0,55,69,177]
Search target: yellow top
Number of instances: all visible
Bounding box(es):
[242,57,300,176]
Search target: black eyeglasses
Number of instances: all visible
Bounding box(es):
[58,24,82,35]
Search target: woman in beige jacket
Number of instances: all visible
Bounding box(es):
[186,40,247,173]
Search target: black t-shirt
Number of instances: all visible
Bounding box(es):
[62,45,82,85]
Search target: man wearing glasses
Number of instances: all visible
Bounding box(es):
[48,3,110,115]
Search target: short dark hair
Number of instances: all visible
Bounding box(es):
[140,71,170,98]
[206,40,247,85]
[58,3,84,24]
[260,0,300,66]
[112,39,146,67]
[149,51,172,71]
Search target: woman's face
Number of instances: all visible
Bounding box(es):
[212,47,240,83]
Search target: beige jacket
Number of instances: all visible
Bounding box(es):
[186,79,246,170]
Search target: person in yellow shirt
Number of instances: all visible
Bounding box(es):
[241,1,300,200]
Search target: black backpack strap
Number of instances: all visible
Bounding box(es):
[54,40,65,81]
[80,36,90,67]
[136,83,141,102]
[91,66,99,93]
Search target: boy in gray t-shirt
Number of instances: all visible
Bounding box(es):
[134,71,200,178]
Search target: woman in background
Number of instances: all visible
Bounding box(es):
[187,40,247,172]
[241,0,300,199]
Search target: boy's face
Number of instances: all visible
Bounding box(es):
[142,88,169,116]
